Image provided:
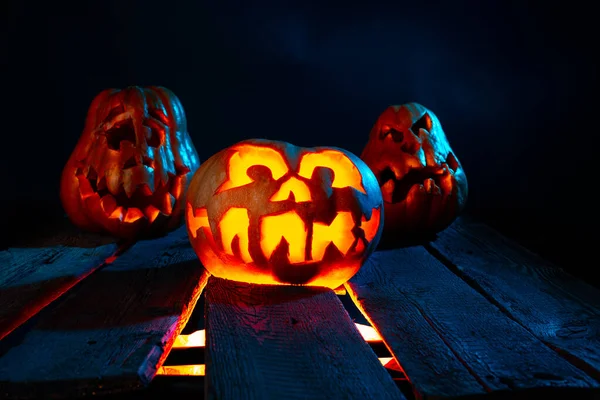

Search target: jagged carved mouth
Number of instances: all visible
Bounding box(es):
[73,115,189,224]
[75,163,182,224]
[378,153,458,203]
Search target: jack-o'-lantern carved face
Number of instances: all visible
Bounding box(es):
[186,139,383,289]
[361,103,468,242]
[60,86,201,239]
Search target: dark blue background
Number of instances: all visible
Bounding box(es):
[3,0,598,283]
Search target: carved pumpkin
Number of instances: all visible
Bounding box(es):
[186,139,383,289]
[360,103,468,242]
[60,86,201,239]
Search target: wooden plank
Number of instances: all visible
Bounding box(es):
[0,226,209,399]
[345,247,598,399]
[427,217,600,382]
[205,277,404,400]
[0,223,120,341]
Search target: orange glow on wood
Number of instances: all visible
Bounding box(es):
[334,285,347,295]
[260,210,307,264]
[157,365,206,376]
[298,150,366,194]
[171,324,381,350]
[156,359,398,377]
[354,323,383,343]
[216,145,289,193]
[219,207,252,263]
[312,212,355,261]
[270,176,312,202]
[361,207,381,242]
[162,324,390,377]
[187,204,209,239]
[172,329,206,348]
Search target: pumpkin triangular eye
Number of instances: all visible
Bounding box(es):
[411,113,432,136]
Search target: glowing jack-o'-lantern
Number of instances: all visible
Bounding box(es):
[60,86,201,239]
[361,103,468,242]
[186,139,383,288]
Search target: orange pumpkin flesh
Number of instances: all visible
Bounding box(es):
[60,86,201,239]
[361,103,468,243]
[186,139,383,289]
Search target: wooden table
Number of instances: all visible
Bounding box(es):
[0,216,598,399]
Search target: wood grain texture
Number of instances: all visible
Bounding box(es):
[205,277,404,400]
[428,217,600,381]
[345,246,598,399]
[0,226,209,399]
[0,225,119,341]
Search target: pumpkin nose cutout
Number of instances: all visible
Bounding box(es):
[390,129,404,143]
[106,119,137,150]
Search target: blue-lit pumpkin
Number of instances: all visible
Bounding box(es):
[361,103,468,242]
[60,86,201,239]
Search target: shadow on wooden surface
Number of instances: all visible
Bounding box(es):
[0,227,209,399]
[204,277,404,400]
[428,217,600,382]
[3,217,118,249]
[0,241,121,341]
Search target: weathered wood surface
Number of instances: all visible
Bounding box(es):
[0,226,209,399]
[0,223,120,341]
[345,246,598,399]
[205,277,404,400]
[428,217,600,381]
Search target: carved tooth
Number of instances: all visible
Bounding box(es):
[124,207,145,223]
[390,165,403,180]
[100,194,117,214]
[158,193,176,215]
[439,165,453,195]
[380,179,395,203]
[424,178,434,194]
[105,168,123,195]
[144,205,161,223]
[169,176,183,198]
[109,206,125,221]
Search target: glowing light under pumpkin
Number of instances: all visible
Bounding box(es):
[160,323,398,377]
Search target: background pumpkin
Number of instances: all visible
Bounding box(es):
[60,86,201,240]
[186,139,383,289]
[361,103,468,244]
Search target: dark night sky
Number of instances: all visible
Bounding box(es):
[2,0,598,282]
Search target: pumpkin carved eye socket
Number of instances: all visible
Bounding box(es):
[216,145,289,194]
[106,104,125,122]
[411,113,432,136]
[106,119,136,150]
[298,150,366,194]
[148,107,169,125]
